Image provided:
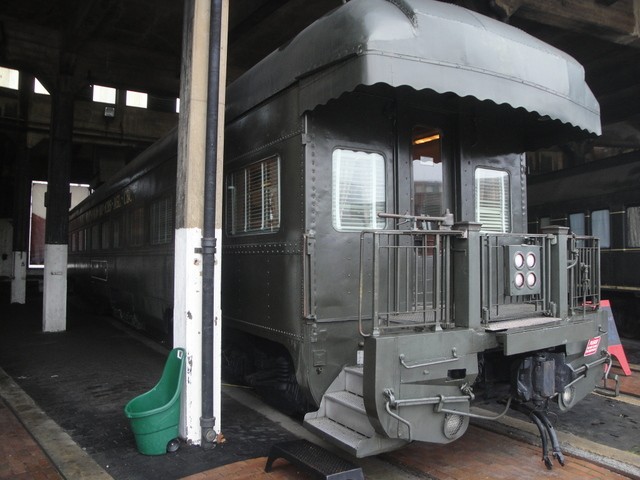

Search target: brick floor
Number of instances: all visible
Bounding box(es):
[0,398,62,480]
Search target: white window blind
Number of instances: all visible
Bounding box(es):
[150,197,174,244]
[332,149,385,231]
[227,156,280,235]
[475,168,511,233]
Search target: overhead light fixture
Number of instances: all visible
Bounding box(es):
[413,133,441,145]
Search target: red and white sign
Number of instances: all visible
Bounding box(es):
[584,336,601,357]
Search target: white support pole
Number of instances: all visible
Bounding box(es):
[10,251,27,304]
[42,244,68,332]
[173,227,203,442]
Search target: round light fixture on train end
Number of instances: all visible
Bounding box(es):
[514,252,525,269]
[558,386,575,411]
[526,272,537,288]
[443,413,465,439]
[514,272,525,289]
[526,252,536,268]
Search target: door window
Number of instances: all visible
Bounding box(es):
[412,126,443,217]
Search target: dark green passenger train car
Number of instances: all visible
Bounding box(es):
[221,0,608,460]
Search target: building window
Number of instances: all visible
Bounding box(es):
[93,85,116,104]
[227,156,280,235]
[150,197,173,244]
[332,149,385,231]
[569,213,585,236]
[475,168,511,233]
[0,67,19,90]
[34,78,50,95]
[626,206,640,248]
[126,90,148,109]
[591,209,610,248]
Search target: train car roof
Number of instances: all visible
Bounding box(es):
[69,128,178,218]
[226,0,600,144]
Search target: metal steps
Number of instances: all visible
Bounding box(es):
[303,365,407,458]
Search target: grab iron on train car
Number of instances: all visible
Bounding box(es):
[69,0,609,467]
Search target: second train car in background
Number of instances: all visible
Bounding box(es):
[528,151,640,338]
[69,0,610,464]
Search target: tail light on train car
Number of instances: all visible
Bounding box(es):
[505,246,541,296]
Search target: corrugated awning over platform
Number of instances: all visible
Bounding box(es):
[227,0,601,141]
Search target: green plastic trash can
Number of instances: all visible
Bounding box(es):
[124,347,185,455]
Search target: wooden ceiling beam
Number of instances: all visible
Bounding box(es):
[493,0,640,47]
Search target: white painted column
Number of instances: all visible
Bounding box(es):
[42,245,68,331]
[42,72,74,333]
[173,227,204,442]
[175,0,227,444]
[10,251,27,304]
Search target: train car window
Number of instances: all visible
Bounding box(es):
[591,209,610,248]
[91,224,100,250]
[226,156,280,235]
[569,213,585,236]
[131,207,145,246]
[150,197,174,245]
[112,218,121,249]
[474,168,511,233]
[71,232,77,252]
[101,222,110,250]
[412,127,443,217]
[627,206,640,248]
[78,229,85,252]
[332,149,385,231]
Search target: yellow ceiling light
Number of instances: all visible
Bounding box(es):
[413,133,441,145]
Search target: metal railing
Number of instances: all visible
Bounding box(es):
[358,222,602,336]
[358,216,459,336]
[568,235,600,313]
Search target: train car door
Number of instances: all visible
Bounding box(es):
[395,107,455,224]
[388,106,456,317]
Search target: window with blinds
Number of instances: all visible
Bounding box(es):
[91,224,100,250]
[627,206,640,248]
[101,222,110,249]
[130,207,145,246]
[150,197,174,245]
[475,168,511,233]
[332,149,386,231]
[227,156,280,235]
[112,218,121,249]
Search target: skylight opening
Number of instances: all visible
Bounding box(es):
[93,85,116,104]
[0,67,20,90]
[126,90,148,109]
